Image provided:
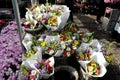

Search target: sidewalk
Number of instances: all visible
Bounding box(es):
[73,13,120,80]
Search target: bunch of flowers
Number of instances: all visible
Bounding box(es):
[87,61,100,76]
[84,56,107,77]
[45,15,61,30]
[76,48,92,61]
[0,21,23,80]
[35,59,53,74]
[22,3,70,31]
[59,33,73,41]
[20,56,54,80]
[101,41,116,63]
[44,41,61,55]
[62,42,75,57]
[20,66,40,80]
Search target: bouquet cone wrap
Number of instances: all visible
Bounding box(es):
[92,52,109,67]
[22,33,33,50]
[22,48,42,72]
[22,40,33,51]
[85,56,107,77]
[56,5,70,30]
[23,33,33,41]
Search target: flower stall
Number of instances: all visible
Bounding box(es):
[0,0,116,80]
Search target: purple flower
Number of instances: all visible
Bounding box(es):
[0,61,3,70]
[41,67,47,74]
[0,20,23,79]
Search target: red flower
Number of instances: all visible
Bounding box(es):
[63,51,67,56]
[0,20,5,24]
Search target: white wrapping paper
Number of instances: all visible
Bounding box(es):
[80,39,102,52]
[84,56,107,77]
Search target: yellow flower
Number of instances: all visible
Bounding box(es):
[47,16,57,26]
[25,50,35,59]
[40,41,46,46]
[23,69,29,75]
[74,40,79,46]
[91,61,97,67]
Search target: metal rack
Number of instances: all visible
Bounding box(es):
[101,7,120,31]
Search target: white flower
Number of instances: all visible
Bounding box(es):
[31,70,37,75]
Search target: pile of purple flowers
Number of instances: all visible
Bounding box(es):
[0,21,23,80]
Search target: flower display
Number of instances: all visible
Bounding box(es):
[0,21,23,80]
[0,2,116,79]
[22,3,70,31]
[20,56,54,79]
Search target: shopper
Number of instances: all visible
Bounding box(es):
[95,0,106,24]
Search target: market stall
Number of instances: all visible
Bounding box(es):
[0,0,116,80]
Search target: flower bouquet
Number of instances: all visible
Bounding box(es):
[35,57,55,79]
[22,4,45,34]
[52,5,70,30]
[76,46,94,69]
[62,43,75,57]
[101,42,116,64]
[20,48,42,79]
[19,69,40,80]
[84,56,107,77]
[22,13,43,34]
[76,48,92,61]
[23,3,70,31]
[44,15,61,31]
[38,35,63,56]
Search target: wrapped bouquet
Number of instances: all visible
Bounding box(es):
[22,3,70,32]
[84,56,107,77]
[35,57,54,79]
